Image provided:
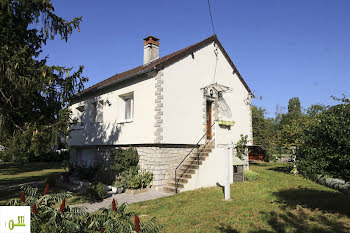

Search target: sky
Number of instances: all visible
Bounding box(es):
[44,0,350,118]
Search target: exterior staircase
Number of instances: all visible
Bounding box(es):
[163,140,215,193]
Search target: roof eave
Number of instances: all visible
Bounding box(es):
[72,66,156,100]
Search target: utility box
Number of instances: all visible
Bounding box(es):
[232,157,245,182]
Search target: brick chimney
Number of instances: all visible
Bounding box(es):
[143,36,159,64]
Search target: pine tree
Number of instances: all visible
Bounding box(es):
[0,0,87,162]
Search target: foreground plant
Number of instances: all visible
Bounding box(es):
[8,185,162,233]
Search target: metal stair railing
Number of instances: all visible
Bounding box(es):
[174,123,216,193]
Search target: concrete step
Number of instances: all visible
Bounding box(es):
[177,168,196,174]
[167,182,184,189]
[180,164,199,170]
[197,148,213,153]
[170,173,192,179]
[163,186,177,193]
[189,154,208,160]
[184,160,203,166]
[165,140,215,194]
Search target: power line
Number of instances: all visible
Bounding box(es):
[207,0,216,35]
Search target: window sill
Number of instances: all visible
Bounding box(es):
[118,119,133,124]
[72,126,84,130]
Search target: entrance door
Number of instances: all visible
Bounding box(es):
[206,101,212,139]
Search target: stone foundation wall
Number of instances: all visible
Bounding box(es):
[137,146,192,191]
[70,145,193,191]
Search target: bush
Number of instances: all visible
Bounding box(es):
[140,169,153,188]
[0,150,11,162]
[244,170,260,181]
[45,174,56,187]
[113,147,139,175]
[116,167,153,189]
[87,182,107,201]
[93,166,115,185]
[76,166,98,181]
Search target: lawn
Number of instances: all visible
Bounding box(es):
[0,162,89,205]
[129,163,350,233]
[0,162,64,186]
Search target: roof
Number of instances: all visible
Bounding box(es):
[76,35,252,98]
[232,157,246,166]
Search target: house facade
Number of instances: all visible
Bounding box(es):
[68,35,253,192]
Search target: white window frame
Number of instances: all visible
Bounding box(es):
[119,93,134,123]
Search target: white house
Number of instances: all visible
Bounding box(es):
[68,35,253,193]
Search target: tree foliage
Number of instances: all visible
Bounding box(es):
[297,99,350,181]
[287,97,301,115]
[0,0,87,162]
[253,95,350,182]
[251,105,277,161]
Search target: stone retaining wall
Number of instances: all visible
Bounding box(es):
[70,145,193,191]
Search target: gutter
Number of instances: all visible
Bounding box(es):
[74,66,157,99]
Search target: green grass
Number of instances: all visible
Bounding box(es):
[0,162,64,185]
[0,162,89,205]
[129,163,350,233]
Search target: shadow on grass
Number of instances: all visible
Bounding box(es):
[0,172,63,186]
[249,161,271,166]
[267,165,293,174]
[251,208,350,233]
[0,162,63,176]
[215,224,240,233]
[273,187,350,217]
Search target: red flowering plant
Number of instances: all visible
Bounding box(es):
[7,185,162,233]
[7,185,86,233]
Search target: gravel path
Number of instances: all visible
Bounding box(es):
[71,190,172,213]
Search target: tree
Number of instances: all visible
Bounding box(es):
[306,104,328,117]
[297,98,350,181]
[278,97,306,149]
[287,97,301,115]
[0,0,87,162]
[251,105,277,161]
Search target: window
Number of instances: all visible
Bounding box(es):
[97,100,103,123]
[119,93,134,122]
[90,100,104,123]
[76,105,85,127]
[91,102,97,123]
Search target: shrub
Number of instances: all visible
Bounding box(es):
[236,134,248,160]
[87,182,107,201]
[140,170,153,188]
[8,184,162,233]
[113,147,139,175]
[93,166,115,185]
[76,166,98,181]
[116,167,153,189]
[45,174,56,187]
[0,150,11,162]
[244,170,260,181]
